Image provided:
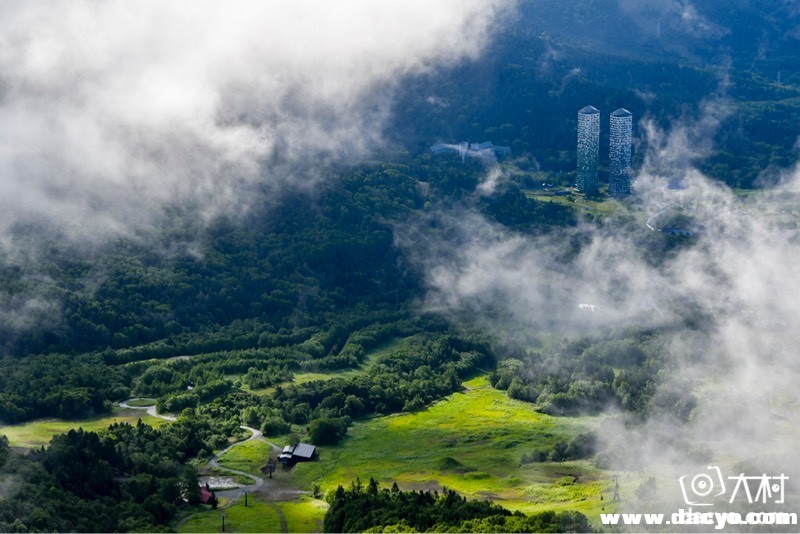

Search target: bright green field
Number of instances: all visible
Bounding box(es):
[218,439,276,476]
[176,495,327,533]
[280,497,328,533]
[177,496,282,533]
[0,408,166,448]
[292,376,616,519]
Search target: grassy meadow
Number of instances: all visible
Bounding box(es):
[217,438,276,476]
[176,494,327,533]
[0,407,166,448]
[177,496,283,533]
[279,498,328,533]
[2,335,629,529]
[291,375,617,518]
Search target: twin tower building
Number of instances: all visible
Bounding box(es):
[577,105,632,198]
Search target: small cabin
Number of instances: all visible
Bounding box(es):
[278,445,294,464]
[277,443,317,465]
[292,443,316,461]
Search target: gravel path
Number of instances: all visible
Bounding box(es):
[207,426,268,500]
[121,400,299,530]
[174,425,291,529]
[118,399,177,422]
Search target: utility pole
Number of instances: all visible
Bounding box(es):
[245,491,248,507]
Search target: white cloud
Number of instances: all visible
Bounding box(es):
[396,106,800,482]
[0,0,508,239]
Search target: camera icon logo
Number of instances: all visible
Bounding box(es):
[679,465,726,506]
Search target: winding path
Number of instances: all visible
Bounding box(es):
[174,425,286,530]
[118,399,177,422]
[646,201,679,231]
[207,425,275,500]
[121,399,292,531]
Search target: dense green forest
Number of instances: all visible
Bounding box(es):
[490,330,697,420]
[0,154,699,531]
[324,478,594,533]
[0,156,580,531]
[0,157,574,425]
[0,415,227,531]
[1,1,799,531]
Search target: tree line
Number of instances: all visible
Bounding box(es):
[0,408,235,532]
[324,477,594,532]
[490,330,698,421]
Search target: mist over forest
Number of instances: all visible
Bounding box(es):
[0,1,799,532]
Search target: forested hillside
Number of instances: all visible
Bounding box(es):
[0,153,581,530]
[1,1,799,531]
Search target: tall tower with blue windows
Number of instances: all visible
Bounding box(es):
[609,108,633,198]
[577,105,600,194]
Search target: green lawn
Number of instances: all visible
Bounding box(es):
[280,497,328,532]
[218,439,276,477]
[292,375,616,519]
[177,496,282,533]
[176,494,327,533]
[0,408,166,448]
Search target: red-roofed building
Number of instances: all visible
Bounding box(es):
[199,483,214,505]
